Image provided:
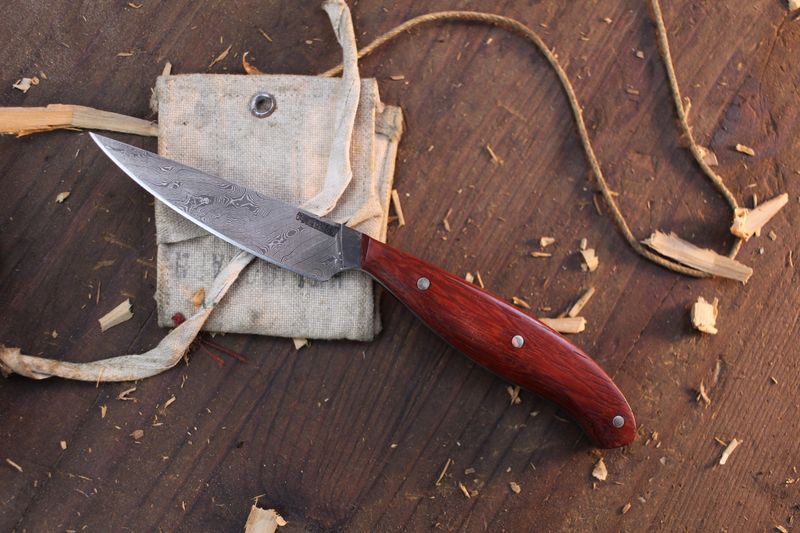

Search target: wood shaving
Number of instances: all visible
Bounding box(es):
[130,429,144,440]
[475,271,485,289]
[509,481,521,494]
[539,236,555,248]
[208,45,232,69]
[93,259,115,270]
[696,381,711,406]
[191,287,205,309]
[98,299,133,332]
[292,338,309,350]
[730,193,788,241]
[718,438,741,465]
[389,74,405,81]
[244,505,286,533]
[592,458,608,481]
[435,458,452,486]
[776,526,788,533]
[464,272,475,283]
[55,191,71,203]
[512,296,531,310]
[12,77,38,93]
[127,2,143,8]
[540,317,586,334]
[486,144,504,165]
[635,50,645,59]
[0,104,157,137]
[506,385,522,405]
[579,238,588,251]
[691,297,719,335]
[5,458,23,473]
[258,29,273,43]
[734,143,755,156]
[100,405,107,418]
[390,189,405,227]
[580,248,599,272]
[117,386,137,401]
[621,502,632,514]
[642,231,752,283]
[163,395,176,410]
[568,287,595,318]
[697,146,719,166]
[458,482,471,498]
[442,208,452,232]
[116,51,134,57]
[60,440,67,450]
[242,52,264,75]
[530,251,552,258]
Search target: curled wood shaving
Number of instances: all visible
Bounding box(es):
[734,144,755,156]
[117,386,137,401]
[580,249,599,272]
[12,77,39,93]
[730,193,788,241]
[592,458,608,481]
[208,44,232,69]
[244,505,287,533]
[506,385,522,405]
[719,438,741,465]
[442,208,452,232]
[0,104,157,137]
[691,296,719,335]
[642,231,752,283]
[242,51,264,75]
[390,189,405,227]
[512,296,531,310]
[568,287,595,318]
[540,316,586,334]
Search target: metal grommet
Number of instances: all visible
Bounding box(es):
[612,415,625,428]
[511,335,524,348]
[417,277,430,290]
[249,92,276,118]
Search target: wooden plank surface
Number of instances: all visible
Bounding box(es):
[1,1,798,531]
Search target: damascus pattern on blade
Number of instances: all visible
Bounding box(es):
[92,134,361,281]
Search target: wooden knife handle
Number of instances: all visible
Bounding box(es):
[360,235,635,448]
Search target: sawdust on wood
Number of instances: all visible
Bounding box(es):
[691,296,719,335]
[642,231,752,283]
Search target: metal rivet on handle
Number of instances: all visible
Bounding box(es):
[417,277,430,290]
[511,335,524,348]
[249,92,276,117]
[612,415,625,428]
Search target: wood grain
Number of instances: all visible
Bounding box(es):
[361,235,636,448]
[1,1,799,531]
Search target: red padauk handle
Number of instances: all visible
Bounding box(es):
[360,235,635,448]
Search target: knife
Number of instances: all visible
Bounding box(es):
[90,133,635,448]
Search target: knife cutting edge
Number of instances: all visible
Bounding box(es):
[90,132,636,448]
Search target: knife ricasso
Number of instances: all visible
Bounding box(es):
[359,235,636,449]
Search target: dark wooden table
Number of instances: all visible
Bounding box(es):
[2,1,798,531]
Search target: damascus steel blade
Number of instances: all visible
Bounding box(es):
[90,133,362,281]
